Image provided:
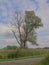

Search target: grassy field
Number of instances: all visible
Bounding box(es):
[33,56,49,65]
[0,47,49,61]
[30,52,49,65]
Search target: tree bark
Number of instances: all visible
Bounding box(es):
[23,41,26,48]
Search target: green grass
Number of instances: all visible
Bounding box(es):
[0,54,43,61]
[0,56,37,61]
[34,59,49,65]
[0,48,49,61]
[33,55,49,65]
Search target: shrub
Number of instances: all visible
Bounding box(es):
[7,53,17,59]
[15,49,33,57]
[5,46,18,50]
[45,55,49,63]
[0,55,3,59]
[35,55,49,65]
[7,49,33,59]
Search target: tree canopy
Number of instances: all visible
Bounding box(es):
[11,11,43,48]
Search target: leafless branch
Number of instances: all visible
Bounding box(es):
[11,29,21,45]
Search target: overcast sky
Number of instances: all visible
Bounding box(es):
[0,0,49,48]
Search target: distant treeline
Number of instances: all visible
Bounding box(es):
[3,45,19,50]
[3,46,49,50]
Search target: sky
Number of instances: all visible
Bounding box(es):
[0,0,49,48]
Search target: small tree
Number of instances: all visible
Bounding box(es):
[11,11,43,48]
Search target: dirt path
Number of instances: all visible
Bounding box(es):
[0,57,44,65]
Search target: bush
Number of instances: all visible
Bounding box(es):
[7,49,33,59]
[45,55,49,63]
[15,49,33,57]
[35,55,49,65]
[7,53,17,59]
[0,55,3,59]
[5,46,18,50]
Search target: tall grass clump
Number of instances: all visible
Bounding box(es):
[34,54,49,65]
[0,55,3,59]
[7,49,33,58]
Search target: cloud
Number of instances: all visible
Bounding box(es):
[0,24,9,34]
[35,0,49,35]
[0,0,49,48]
[0,38,19,49]
[36,0,49,26]
[37,36,49,48]
[0,24,19,48]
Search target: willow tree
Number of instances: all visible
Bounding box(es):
[11,11,43,48]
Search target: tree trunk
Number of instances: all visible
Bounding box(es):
[24,41,26,48]
[20,43,23,48]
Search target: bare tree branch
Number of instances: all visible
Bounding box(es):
[11,29,21,45]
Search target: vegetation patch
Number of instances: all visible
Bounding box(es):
[34,55,49,65]
[0,46,49,61]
